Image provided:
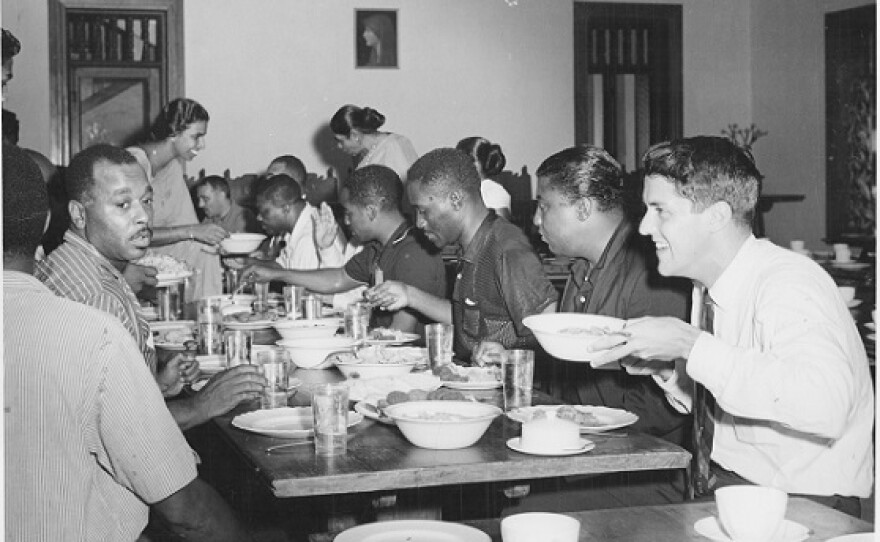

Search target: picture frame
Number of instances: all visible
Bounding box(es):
[355,9,398,69]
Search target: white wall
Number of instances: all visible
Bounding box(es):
[2,0,871,247]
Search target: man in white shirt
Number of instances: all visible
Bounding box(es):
[589,136,874,517]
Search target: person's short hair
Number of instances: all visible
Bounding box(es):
[456,136,506,178]
[150,98,210,141]
[407,148,481,200]
[3,108,19,145]
[197,175,231,199]
[642,136,761,226]
[268,155,306,185]
[66,144,140,203]
[255,174,303,208]
[344,165,401,213]
[2,28,21,61]
[3,142,47,257]
[536,145,627,213]
[330,105,385,137]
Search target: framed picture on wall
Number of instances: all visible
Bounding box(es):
[355,9,398,68]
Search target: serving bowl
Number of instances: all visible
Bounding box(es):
[273,317,342,341]
[333,356,418,380]
[382,400,502,449]
[276,336,357,369]
[220,233,266,254]
[522,313,625,363]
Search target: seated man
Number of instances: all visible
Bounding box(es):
[3,142,250,541]
[243,165,446,333]
[266,154,307,189]
[368,148,557,362]
[36,144,265,430]
[196,174,260,234]
[589,136,874,516]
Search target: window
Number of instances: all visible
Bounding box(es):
[48,0,183,164]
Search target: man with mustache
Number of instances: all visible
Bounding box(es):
[37,144,265,429]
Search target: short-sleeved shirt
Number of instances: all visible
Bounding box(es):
[35,231,157,374]
[344,221,446,329]
[203,200,259,234]
[451,213,558,360]
[4,271,196,541]
[559,220,691,442]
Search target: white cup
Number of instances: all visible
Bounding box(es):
[833,243,852,263]
[715,485,788,542]
[838,286,856,304]
[501,512,580,542]
[790,240,805,251]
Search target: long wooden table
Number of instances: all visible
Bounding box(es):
[463,497,873,541]
[209,368,691,500]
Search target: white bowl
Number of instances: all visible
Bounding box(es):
[522,313,625,362]
[715,485,788,542]
[501,513,581,542]
[272,317,342,341]
[276,336,357,369]
[333,357,417,380]
[220,233,266,254]
[382,400,502,449]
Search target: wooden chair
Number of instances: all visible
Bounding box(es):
[496,166,548,255]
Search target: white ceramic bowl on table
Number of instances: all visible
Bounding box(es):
[522,313,625,363]
[333,357,418,380]
[219,233,266,254]
[382,400,502,449]
[276,336,357,369]
[272,317,342,341]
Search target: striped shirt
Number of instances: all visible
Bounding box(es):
[4,271,196,541]
[35,231,157,374]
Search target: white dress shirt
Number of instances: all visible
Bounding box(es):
[276,204,346,271]
[656,236,874,497]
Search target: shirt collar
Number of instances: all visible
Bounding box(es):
[592,219,632,271]
[461,213,497,263]
[706,234,758,311]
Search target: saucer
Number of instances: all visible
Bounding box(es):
[506,437,595,456]
[693,516,809,542]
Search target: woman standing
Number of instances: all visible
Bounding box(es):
[128,98,227,298]
[330,105,418,183]
[456,136,512,220]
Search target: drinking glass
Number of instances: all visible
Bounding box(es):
[283,285,306,319]
[224,329,253,367]
[344,301,372,340]
[256,349,290,409]
[196,298,223,355]
[311,383,349,456]
[502,349,534,411]
[425,323,454,369]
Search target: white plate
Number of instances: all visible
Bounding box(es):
[832,262,870,270]
[867,333,876,342]
[354,401,395,425]
[864,322,876,331]
[347,372,443,403]
[506,437,595,456]
[192,375,301,392]
[231,407,363,439]
[224,319,276,330]
[442,380,502,390]
[334,520,491,542]
[847,299,863,308]
[365,330,421,346]
[826,534,877,542]
[507,405,639,433]
[693,516,809,542]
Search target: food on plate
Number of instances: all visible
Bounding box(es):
[433,363,500,383]
[521,410,580,452]
[225,309,281,323]
[132,253,191,276]
[336,345,425,365]
[369,327,410,341]
[153,328,195,345]
[377,387,466,410]
[558,325,613,336]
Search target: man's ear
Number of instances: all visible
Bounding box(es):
[706,200,733,232]
[68,199,86,230]
[449,189,463,210]
[575,198,592,222]
[365,203,379,221]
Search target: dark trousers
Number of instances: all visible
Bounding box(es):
[705,462,862,519]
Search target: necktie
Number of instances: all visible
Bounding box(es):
[691,288,717,497]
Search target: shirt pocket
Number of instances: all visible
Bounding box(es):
[461,297,482,337]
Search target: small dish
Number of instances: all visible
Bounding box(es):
[506,437,595,456]
[693,516,809,542]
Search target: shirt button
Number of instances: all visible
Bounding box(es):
[579,296,586,303]
[457,274,462,279]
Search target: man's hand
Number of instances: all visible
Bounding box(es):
[123,263,157,294]
[157,353,191,398]
[242,262,284,284]
[587,316,702,369]
[472,341,506,367]
[192,365,267,420]
[313,202,340,249]
[365,280,409,312]
[190,223,229,246]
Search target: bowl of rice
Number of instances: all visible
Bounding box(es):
[522,313,625,362]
